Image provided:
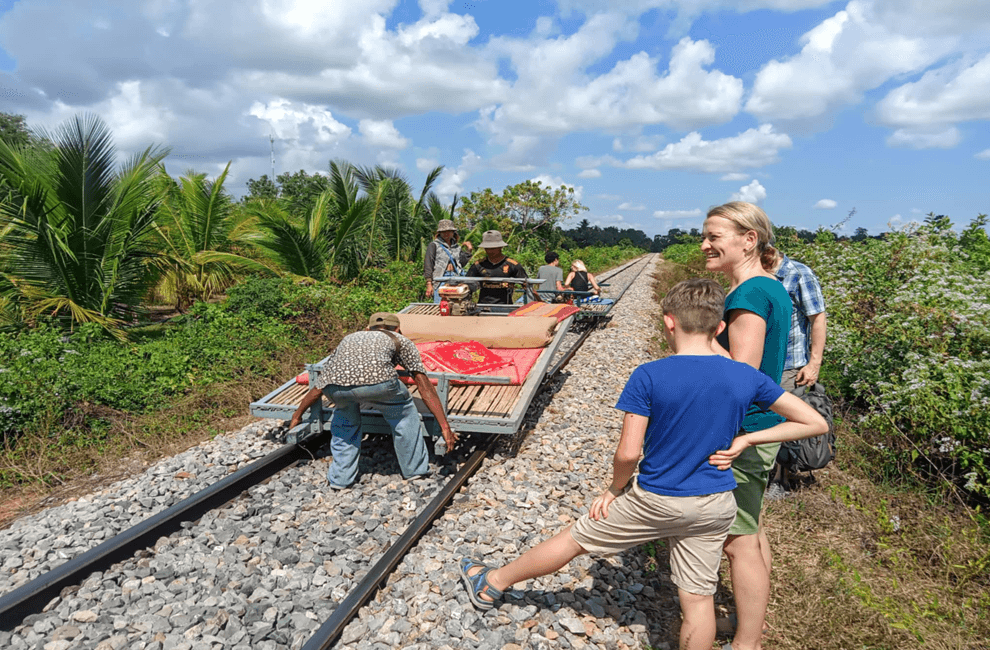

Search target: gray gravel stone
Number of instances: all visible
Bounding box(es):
[2,257,671,650]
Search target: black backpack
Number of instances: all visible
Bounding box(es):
[776,382,836,472]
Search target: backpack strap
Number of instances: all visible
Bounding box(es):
[436,240,464,277]
[378,329,403,360]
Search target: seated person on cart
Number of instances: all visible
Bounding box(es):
[465,230,529,305]
[564,259,601,296]
[288,312,458,490]
[535,251,565,302]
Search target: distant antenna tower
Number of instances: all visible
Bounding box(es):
[270,130,276,180]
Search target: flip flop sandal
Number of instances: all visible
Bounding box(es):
[458,557,503,610]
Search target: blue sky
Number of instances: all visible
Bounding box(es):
[0,0,988,237]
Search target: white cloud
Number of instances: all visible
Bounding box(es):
[976,148,990,160]
[618,202,646,211]
[720,172,750,181]
[731,179,767,203]
[814,199,837,209]
[653,209,703,218]
[595,124,792,173]
[250,99,350,143]
[358,119,410,149]
[238,12,508,119]
[746,1,959,123]
[419,0,453,19]
[416,157,440,172]
[876,52,990,143]
[531,174,584,201]
[886,126,961,149]
[437,149,483,196]
[578,168,602,178]
[480,26,744,165]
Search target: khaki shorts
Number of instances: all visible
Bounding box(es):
[570,480,736,595]
[729,440,781,536]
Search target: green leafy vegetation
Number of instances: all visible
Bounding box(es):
[0,260,423,487]
[0,114,168,336]
[778,217,990,500]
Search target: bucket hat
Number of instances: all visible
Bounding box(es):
[368,312,400,329]
[480,230,507,248]
[436,219,456,233]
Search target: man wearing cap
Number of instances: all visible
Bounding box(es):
[289,312,459,489]
[466,230,529,304]
[424,219,474,303]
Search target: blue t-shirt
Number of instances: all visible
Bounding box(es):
[615,355,785,497]
[715,276,791,432]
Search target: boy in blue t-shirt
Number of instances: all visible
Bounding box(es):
[457,279,827,650]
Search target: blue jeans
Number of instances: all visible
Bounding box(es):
[321,378,429,488]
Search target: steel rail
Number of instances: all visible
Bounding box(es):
[300,253,655,648]
[0,442,308,630]
[300,436,499,650]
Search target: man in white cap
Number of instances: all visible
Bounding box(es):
[424,219,473,303]
[289,312,458,489]
[466,230,529,304]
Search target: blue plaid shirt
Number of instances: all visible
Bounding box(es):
[775,255,826,371]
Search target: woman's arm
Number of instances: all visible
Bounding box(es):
[589,272,601,294]
[708,392,828,469]
[564,271,575,288]
[726,309,766,370]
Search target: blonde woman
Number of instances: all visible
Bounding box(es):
[564,259,601,296]
[701,201,791,650]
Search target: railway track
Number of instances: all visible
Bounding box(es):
[0,254,654,649]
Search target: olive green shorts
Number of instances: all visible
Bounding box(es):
[729,440,781,536]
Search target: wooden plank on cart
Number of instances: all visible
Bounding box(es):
[491,386,521,417]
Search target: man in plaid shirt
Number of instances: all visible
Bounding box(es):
[773,253,827,391]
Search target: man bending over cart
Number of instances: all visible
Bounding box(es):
[289,312,459,489]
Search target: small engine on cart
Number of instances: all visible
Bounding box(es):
[438,283,476,316]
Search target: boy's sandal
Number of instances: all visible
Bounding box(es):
[458,557,503,610]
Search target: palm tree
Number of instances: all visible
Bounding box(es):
[251,161,374,281]
[0,114,167,336]
[153,163,270,309]
[354,164,443,264]
[250,192,335,281]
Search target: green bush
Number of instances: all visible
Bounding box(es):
[224,276,292,320]
[783,221,990,498]
[662,243,705,266]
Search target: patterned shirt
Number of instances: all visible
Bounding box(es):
[314,330,427,389]
[775,254,826,371]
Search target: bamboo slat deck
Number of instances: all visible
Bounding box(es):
[404,304,442,315]
[268,380,524,419]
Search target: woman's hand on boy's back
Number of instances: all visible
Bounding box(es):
[708,436,750,470]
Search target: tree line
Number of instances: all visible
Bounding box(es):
[0,113,602,338]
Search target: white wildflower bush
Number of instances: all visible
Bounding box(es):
[780,218,990,499]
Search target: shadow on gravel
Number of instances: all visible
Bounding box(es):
[492,368,573,460]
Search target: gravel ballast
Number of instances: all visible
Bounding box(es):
[1,254,681,650]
